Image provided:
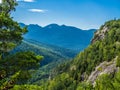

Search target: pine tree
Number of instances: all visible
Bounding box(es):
[0,0,27,58]
[0,1,43,89]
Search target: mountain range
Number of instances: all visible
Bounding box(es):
[36,19,120,89]
[13,19,120,90]
[20,23,96,51]
[16,23,96,84]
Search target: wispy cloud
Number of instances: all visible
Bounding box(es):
[28,9,47,13]
[17,0,35,2]
[1,0,34,3]
[0,0,2,3]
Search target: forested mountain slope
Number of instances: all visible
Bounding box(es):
[40,19,120,89]
[12,19,120,90]
[12,39,77,66]
[11,39,77,85]
[48,19,120,90]
[1,0,120,90]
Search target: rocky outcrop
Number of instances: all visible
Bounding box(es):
[87,56,119,85]
[91,26,109,43]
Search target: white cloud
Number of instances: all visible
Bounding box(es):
[17,0,35,2]
[29,9,47,13]
[0,0,2,3]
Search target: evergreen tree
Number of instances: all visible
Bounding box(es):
[0,1,43,89]
[0,0,27,58]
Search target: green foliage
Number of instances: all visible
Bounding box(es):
[95,74,115,90]
[13,40,76,85]
[46,73,76,90]
[116,55,120,67]
[11,85,43,90]
[76,82,93,90]
[38,19,120,90]
[0,51,43,89]
[95,71,120,90]
[0,1,43,89]
[0,0,17,14]
[0,0,27,58]
[1,0,120,89]
[69,19,120,82]
[14,40,76,66]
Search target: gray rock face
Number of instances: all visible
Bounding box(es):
[87,56,119,85]
[92,26,109,43]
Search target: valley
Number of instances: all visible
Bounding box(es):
[0,0,120,90]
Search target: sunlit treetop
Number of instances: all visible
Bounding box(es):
[0,0,17,15]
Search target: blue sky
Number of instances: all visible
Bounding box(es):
[11,0,120,29]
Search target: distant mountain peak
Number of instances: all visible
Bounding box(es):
[61,24,66,27]
[44,23,60,28]
[19,23,26,28]
[29,24,42,28]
